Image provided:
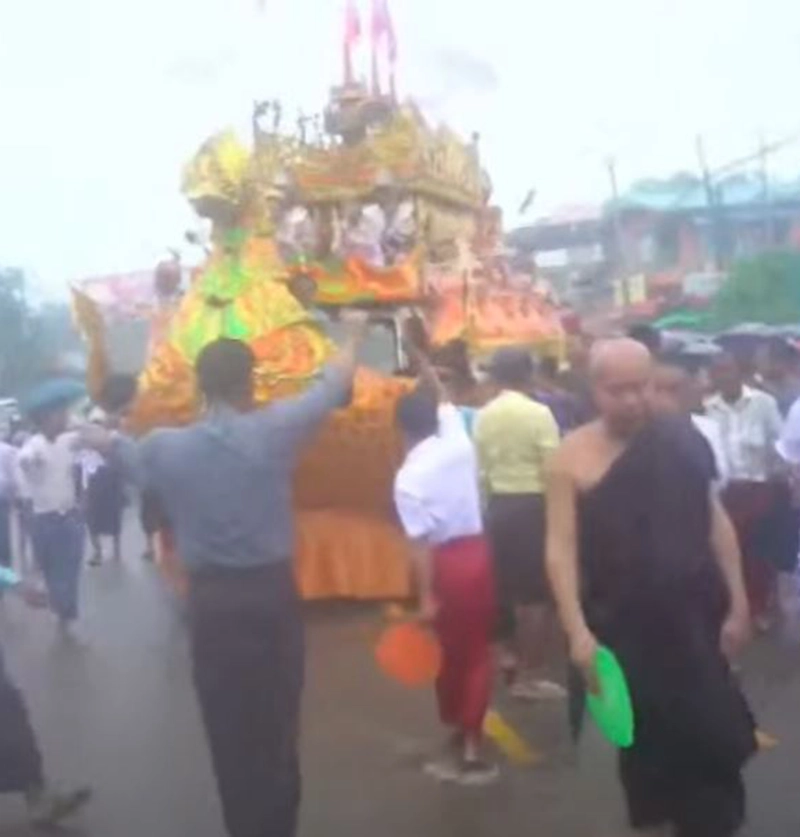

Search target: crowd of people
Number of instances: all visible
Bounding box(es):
[395,324,799,835]
[1,316,800,836]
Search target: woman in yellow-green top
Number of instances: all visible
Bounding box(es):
[474,348,563,701]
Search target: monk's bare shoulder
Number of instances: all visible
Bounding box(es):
[551,421,603,478]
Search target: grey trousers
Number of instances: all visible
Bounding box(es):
[188,562,304,837]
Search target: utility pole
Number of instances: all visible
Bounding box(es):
[759,133,774,249]
[696,135,723,269]
[606,156,629,305]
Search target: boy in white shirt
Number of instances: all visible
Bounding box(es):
[18,406,84,632]
[393,364,497,785]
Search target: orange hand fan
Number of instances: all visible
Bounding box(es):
[375,622,442,688]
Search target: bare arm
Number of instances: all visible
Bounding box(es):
[545,445,599,685]
[536,407,561,473]
[79,424,158,490]
[545,449,589,641]
[710,492,749,624]
[408,540,436,620]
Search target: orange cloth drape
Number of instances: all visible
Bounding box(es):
[155,510,412,601]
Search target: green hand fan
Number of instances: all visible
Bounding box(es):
[586,645,635,748]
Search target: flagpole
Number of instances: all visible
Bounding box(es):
[370,0,381,97]
[371,45,380,96]
[344,0,360,84]
[344,42,353,84]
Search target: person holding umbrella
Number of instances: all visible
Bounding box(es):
[18,380,86,636]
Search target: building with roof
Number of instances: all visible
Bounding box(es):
[506,204,615,310]
[612,172,800,276]
[508,171,800,316]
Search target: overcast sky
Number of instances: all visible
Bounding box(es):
[3,0,800,295]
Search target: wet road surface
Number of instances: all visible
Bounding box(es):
[2,525,800,836]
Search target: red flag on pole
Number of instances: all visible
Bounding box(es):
[344,0,362,84]
[371,0,397,98]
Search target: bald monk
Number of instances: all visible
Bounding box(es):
[546,339,756,837]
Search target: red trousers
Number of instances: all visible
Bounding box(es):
[722,481,778,620]
[433,536,496,736]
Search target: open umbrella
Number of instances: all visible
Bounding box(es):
[20,378,86,417]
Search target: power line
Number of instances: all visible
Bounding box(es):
[709,130,800,181]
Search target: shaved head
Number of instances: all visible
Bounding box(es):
[589,338,652,382]
[589,338,653,437]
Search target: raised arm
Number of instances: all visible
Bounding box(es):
[710,492,750,658]
[545,446,598,684]
[256,310,367,445]
[78,424,157,490]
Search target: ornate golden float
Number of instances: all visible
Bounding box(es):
[73,79,563,599]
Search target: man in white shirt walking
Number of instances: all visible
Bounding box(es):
[650,352,728,486]
[393,366,497,785]
[707,351,786,628]
[18,406,84,633]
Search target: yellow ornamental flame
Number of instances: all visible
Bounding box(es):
[182,130,251,205]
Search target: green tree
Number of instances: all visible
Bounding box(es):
[0,267,48,396]
[711,251,800,329]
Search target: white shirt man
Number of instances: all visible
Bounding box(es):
[393,394,496,783]
[692,414,729,488]
[705,386,783,483]
[18,433,78,515]
[17,422,84,627]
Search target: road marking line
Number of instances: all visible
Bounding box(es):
[483,709,542,766]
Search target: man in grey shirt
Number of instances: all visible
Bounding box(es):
[99,312,366,837]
